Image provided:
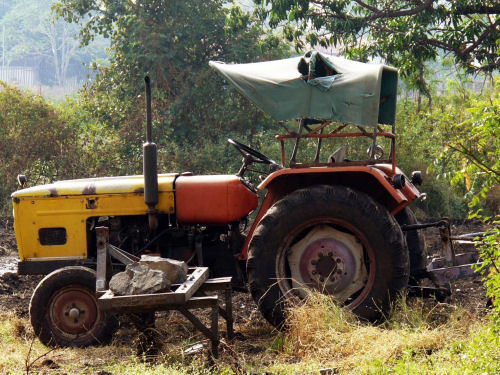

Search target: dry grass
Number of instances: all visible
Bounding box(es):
[272,291,476,373]
[0,291,494,375]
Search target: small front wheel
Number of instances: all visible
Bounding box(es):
[247,185,409,327]
[30,266,117,347]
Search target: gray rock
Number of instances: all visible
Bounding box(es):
[109,262,171,296]
[139,255,188,283]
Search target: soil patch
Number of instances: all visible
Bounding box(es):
[0,218,491,323]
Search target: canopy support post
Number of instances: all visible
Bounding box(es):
[313,127,324,163]
[290,119,305,165]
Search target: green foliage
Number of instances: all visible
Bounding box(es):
[434,78,500,320]
[475,226,500,319]
[438,77,499,217]
[53,0,290,176]
[0,82,78,214]
[255,1,499,92]
[366,322,500,374]
[0,82,125,215]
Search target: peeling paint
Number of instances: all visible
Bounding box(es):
[82,183,97,195]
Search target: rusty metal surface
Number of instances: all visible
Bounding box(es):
[95,227,110,293]
[97,267,209,309]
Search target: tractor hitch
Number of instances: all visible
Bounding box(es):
[402,218,485,288]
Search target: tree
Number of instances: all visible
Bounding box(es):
[54,0,290,175]
[0,0,108,86]
[255,1,499,98]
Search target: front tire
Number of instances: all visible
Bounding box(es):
[30,266,117,347]
[247,185,409,327]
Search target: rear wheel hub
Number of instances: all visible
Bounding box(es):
[287,225,367,302]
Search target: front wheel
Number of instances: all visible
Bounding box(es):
[247,185,409,327]
[30,266,118,347]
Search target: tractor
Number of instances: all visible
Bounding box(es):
[12,51,470,348]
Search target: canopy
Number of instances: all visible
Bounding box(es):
[210,51,398,127]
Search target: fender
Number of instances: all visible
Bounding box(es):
[238,165,421,260]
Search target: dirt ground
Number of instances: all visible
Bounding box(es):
[0,216,491,348]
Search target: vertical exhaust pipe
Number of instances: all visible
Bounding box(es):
[143,76,159,231]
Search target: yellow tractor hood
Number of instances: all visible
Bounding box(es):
[11,174,178,198]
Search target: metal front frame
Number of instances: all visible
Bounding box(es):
[276,122,396,174]
[94,226,234,357]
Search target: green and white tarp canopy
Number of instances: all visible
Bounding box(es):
[210,51,398,127]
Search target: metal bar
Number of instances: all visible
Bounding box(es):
[313,127,324,163]
[452,232,486,239]
[277,132,395,140]
[224,287,234,339]
[401,220,447,231]
[370,125,377,159]
[95,227,110,293]
[98,291,219,311]
[199,277,232,292]
[145,76,152,143]
[439,221,456,265]
[329,124,348,134]
[178,306,218,341]
[290,119,305,165]
[107,244,139,265]
[195,235,203,267]
[280,139,286,167]
[210,302,219,357]
[428,263,483,286]
[290,159,393,168]
[174,267,209,302]
[427,252,479,270]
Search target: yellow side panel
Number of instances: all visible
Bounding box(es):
[13,191,175,260]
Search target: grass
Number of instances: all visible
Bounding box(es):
[0,292,498,374]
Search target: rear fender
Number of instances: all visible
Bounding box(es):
[239,166,420,260]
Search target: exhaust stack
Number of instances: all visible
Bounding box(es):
[143,76,159,231]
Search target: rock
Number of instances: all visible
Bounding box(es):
[109,263,171,296]
[139,255,188,283]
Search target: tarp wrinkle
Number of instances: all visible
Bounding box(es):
[209,51,398,127]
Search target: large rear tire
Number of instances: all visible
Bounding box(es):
[247,185,409,327]
[395,207,427,281]
[30,266,118,347]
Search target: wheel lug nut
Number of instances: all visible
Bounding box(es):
[320,277,325,282]
[312,271,317,275]
[311,260,317,265]
[328,252,333,257]
[336,258,341,263]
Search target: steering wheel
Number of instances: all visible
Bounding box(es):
[228,138,278,176]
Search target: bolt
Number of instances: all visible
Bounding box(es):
[68,308,80,320]
[328,252,333,257]
[311,260,317,265]
[312,270,317,275]
[320,277,325,282]
[336,258,341,263]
